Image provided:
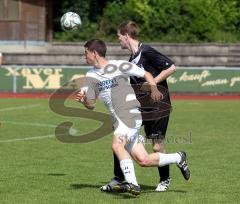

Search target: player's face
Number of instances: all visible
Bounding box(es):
[84,48,96,65]
[117,31,128,49]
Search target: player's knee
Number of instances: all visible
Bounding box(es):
[112,141,125,154]
[137,156,150,167]
[152,145,160,152]
[112,142,119,153]
[112,134,125,153]
[152,141,165,153]
[152,146,166,153]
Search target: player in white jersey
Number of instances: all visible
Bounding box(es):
[76,39,190,196]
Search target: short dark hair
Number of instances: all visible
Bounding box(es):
[118,21,139,39]
[84,39,107,57]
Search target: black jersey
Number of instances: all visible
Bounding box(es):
[129,43,174,90]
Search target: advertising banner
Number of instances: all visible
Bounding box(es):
[1,66,240,93]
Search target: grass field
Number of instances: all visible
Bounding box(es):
[0,97,239,204]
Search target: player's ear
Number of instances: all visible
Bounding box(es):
[125,33,129,39]
[125,34,131,44]
[93,50,99,58]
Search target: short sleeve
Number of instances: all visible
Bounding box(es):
[143,46,174,71]
[120,61,146,78]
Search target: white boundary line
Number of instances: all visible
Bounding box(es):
[2,120,58,128]
[1,120,78,134]
[0,104,40,112]
[0,134,55,143]
[0,121,78,143]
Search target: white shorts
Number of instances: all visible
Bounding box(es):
[114,118,144,152]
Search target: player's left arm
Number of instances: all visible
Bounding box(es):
[123,62,163,101]
[144,47,176,83]
[154,64,176,83]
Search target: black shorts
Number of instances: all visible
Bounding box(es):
[143,115,170,139]
[134,84,171,139]
[141,90,171,139]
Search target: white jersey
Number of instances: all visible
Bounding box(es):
[82,60,146,129]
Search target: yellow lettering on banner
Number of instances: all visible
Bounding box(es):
[167,76,178,84]
[5,67,20,76]
[23,74,63,89]
[43,69,53,75]
[230,76,240,87]
[22,68,63,89]
[179,70,211,82]
[201,79,228,87]
[54,69,62,75]
[22,68,31,76]
[32,69,42,75]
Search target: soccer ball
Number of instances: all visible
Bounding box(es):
[60,12,81,31]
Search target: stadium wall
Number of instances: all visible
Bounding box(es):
[1,43,240,66]
[0,66,240,94]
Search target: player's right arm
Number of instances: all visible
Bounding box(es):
[143,71,163,101]
[144,46,176,83]
[121,61,163,101]
[76,73,98,110]
[76,90,96,110]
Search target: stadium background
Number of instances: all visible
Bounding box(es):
[0,0,239,204]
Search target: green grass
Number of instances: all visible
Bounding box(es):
[0,98,239,203]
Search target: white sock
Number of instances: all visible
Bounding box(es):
[159,153,181,167]
[120,159,138,186]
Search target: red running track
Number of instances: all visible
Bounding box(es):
[1,92,240,100]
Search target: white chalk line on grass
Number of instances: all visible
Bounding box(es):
[0,134,55,143]
[0,121,78,143]
[2,121,59,128]
[188,102,200,105]
[0,104,41,112]
[1,120,78,134]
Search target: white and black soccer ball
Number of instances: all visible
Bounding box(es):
[60,12,81,31]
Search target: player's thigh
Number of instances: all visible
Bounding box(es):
[112,133,132,160]
[112,133,127,148]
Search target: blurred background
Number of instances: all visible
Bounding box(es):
[0,2,240,203]
[0,0,240,94]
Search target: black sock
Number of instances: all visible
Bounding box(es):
[158,165,170,182]
[113,153,125,181]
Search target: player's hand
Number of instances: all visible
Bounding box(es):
[141,82,163,101]
[76,90,86,103]
[150,86,163,102]
[140,82,151,92]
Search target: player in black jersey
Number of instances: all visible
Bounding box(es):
[100,21,178,192]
